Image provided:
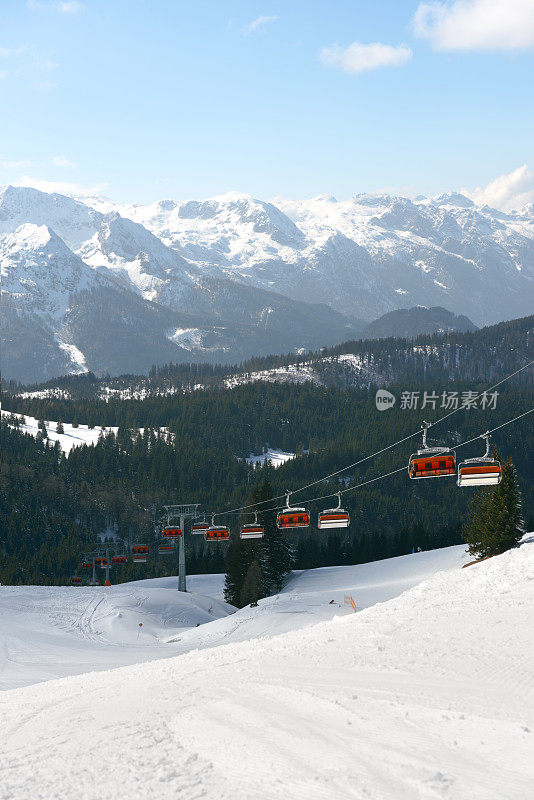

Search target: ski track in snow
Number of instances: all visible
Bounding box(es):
[0,546,467,691]
[1,543,533,799]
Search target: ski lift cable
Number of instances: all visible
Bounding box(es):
[293,359,534,496]
[246,406,534,515]
[214,365,534,518]
[334,407,533,500]
[483,407,534,436]
[235,465,414,516]
[212,359,534,519]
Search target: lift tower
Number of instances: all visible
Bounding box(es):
[163,504,200,592]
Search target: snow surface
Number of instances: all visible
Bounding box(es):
[0,410,169,455]
[245,447,296,468]
[0,578,234,691]
[2,542,533,798]
[0,547,468,693]
[167,326,204,350]
[0,223,100,326]
[1,409,114,453]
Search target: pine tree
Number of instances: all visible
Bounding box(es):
[256,479,294,595]
[240,560,264,607]
[463,456,524,559]
[224,538,249,606]
[224,478,293,605]
[56,420,65,434]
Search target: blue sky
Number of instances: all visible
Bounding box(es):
[1,0,533,205]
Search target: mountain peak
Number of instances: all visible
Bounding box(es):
[208,190,255,203]
[362,306,477,340]
[432,192,474,208]
[2,184,533,383]
[7,221,54,250]
[311,193,338,203]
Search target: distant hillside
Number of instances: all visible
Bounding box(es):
[362,306,477,340]
[3,314,532,401]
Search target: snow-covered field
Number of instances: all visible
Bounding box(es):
[1,542,533,799]
[0,548,465,692]
[225,363,322,388]
[1,409,111,453]
[245,447,296,468]
[1,409,169,454]
[0,575,233,690]
[1,410,295,467]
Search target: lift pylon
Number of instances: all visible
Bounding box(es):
[163,504,200,592]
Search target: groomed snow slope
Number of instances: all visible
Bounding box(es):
[2,542,533,799]
[0,579,234,691]
[245,447,296,467]
[0,546,467,691]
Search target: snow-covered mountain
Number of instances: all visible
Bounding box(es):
[1,184,533,382]
[125,188,534,323]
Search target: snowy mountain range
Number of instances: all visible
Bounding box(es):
[1,184,533,382]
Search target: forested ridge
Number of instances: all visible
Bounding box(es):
[3,314,532,399]
[1,374,532,585]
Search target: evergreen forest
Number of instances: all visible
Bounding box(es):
[1,375,532,589]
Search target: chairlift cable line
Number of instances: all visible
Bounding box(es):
[212,360,534,518]
[214,401,534,518]
[291,407,534,511]
[245,407,533,515]
[482,407,534,436]
[212,359,534,518]
[292,358,534,496]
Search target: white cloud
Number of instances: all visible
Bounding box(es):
[33,79,59,92]
[0,45,29,58]
[27,0,84,13]
[0,157,33,169]
[463,165,534,211]
[413,0,534,51]
[57,1,84,12]
[0,43,58,88]
[51,155,76,168]
[13,176,108,198]
[320,41,412,73]
[243,14,279,36]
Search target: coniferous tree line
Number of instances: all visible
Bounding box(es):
[1,379,532,587]
[224,477,294,607]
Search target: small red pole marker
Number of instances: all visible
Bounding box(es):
[137,622,143,640]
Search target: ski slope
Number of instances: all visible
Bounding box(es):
[0,577,234,690]
[1,408,110,453]
[2,542,533,799]
[0,546,467,691]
